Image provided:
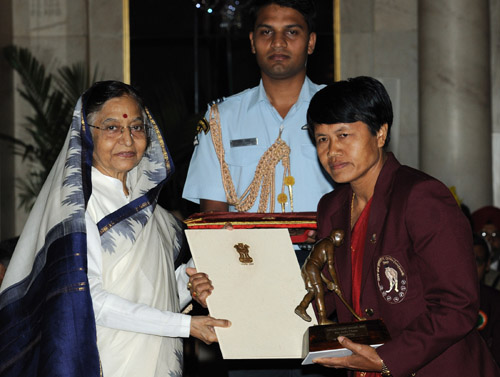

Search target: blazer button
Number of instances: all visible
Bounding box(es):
[365,308,374,317]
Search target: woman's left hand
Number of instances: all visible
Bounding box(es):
[186,267,213,308]
[313,336,383,372]
[190,315,231,345]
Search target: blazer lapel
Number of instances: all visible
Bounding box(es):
[360,153,400,297]
[330,188,354,308]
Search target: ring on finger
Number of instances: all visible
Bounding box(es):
[187,281,192,289]
[193,291,198,298]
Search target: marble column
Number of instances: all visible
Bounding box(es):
[419,0,491,211]
[491,0,500,207]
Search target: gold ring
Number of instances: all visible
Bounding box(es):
[193,291,198,298]
[187,282,192,289]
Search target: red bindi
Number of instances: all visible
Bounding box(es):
[122,114,128,118]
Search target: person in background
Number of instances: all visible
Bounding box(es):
[305,76,499,376]
[474,233,500,366]
[472,206,500,289]
[0,81,229,377]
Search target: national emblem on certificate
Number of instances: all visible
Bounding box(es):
[185,228,317,359]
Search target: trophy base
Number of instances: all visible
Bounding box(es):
[301,319,391,365]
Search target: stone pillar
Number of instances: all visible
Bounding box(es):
[419,0,492,211]
[491,0,500,207]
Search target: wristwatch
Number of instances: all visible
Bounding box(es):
[381,360,391,376]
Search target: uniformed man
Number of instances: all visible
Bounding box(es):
[183,0,333,225]
[183,1,337,376]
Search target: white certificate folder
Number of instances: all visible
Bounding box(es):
[185,228,317,359]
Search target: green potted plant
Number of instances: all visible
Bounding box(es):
[1,45,100,211]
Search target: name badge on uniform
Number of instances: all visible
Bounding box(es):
[230,138,258,148]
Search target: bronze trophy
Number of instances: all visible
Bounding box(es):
[295,229,390,363]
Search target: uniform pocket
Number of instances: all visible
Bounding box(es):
[226,145,267,167]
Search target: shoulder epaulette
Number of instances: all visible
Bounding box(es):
[196,117,210,135]
[193,117,210,146]
[193,98,224,146]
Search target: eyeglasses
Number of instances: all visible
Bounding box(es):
[481,231,498,239]
[88,124,148,139]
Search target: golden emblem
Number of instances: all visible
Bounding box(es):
[234,243,253,264]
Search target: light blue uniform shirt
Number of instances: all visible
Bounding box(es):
[183,77,334,213]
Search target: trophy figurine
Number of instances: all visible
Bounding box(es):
[295,229,391,363]
[295,229,363,325]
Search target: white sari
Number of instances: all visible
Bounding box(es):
[87,168,185,377]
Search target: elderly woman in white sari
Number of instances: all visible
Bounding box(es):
[0,81,229,377]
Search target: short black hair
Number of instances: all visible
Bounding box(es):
[82,80,146,123]
[307,76,393,148]
[249,0,316,33]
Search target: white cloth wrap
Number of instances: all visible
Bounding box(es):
[87,168,188,377]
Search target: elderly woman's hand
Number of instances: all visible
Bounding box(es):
[186,267,213,308]
[190,316,231,344]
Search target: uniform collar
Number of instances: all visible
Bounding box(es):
[247,76,313,110]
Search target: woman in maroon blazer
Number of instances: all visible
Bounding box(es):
[306,77,500,377]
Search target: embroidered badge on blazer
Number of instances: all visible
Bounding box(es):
[377,256,408,304]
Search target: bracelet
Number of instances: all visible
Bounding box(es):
[381,360,391,376]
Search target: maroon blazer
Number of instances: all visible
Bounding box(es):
[317,153,500,377]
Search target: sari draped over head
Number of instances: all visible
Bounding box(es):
[0,96,176,377]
